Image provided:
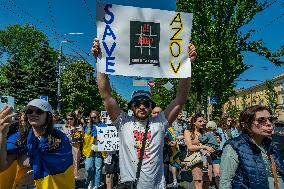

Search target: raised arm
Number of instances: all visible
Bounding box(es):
[91,39,121,122]
[164,44,196,125]
[0,106,17,172]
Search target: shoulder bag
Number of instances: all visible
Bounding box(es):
[115,120,150,189]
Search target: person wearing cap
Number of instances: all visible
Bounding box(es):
[91,39,197,188]
[0,99,74,189]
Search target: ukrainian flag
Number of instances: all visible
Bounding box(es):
[0,160,18,189]
[27,129,75,189]
[0,132,26,189]
[82,124,96,157]
[166,127,182,169]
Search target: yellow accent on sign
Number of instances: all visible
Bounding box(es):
[169,12,183,74]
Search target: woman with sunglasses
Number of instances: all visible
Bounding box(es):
[184,113,215,189]
[82,110,106,189]
[0,99,74,189]
[63,112,83,180]
[220,105,284,189]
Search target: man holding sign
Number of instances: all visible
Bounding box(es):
[92,37,196,188]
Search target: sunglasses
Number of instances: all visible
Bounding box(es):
[133,100,151,109]
[67,117,74,121]
[26,108,45,115]
[91,116,99,119]
[255,116,275,125]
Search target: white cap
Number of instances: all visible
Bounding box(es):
[26,99,52,112]
[206,121,217,130]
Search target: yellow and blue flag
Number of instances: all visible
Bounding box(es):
[27,129,74,189]
[0,160,18,189]
[165,127,182,169]
[82,122,106,157]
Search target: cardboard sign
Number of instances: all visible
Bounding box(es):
[97,126,119,151]
[96,3,193,78]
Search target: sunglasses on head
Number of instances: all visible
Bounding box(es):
[26,108,45,115]
[255,116,275,124]
[132,99,151,109]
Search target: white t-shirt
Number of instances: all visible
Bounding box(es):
[113,111,168,189]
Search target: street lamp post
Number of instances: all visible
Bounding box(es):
[56,33,84,112]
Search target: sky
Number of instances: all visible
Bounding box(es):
[0,0,283,100]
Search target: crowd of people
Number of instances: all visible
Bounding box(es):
[0,39,283,189]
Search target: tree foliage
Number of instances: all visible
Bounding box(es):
[0,25,57,108]
[111,88,128,111]
[151,78,178,110]
[60,60,103,116]
[0,24,48,63]
[265,80,278,114]
[151,0,282,119]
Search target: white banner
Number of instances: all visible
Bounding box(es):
[96,3,193,78]
[97,126,119,151]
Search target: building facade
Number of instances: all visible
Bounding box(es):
[224,73,284,122]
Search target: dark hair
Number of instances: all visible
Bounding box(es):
[18,111,60,150]
[218,115,230,129]
[66,112,79,126]
[87,110,100,134]
[16,112,30,145]
[189,113,204,135]
[239,105,272,135]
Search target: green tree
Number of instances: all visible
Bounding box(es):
[0,24,48,63]
[60,60,103,116]
[151,78,178,110]
[25,42,58,106]
[0,24,55,107]
[265,80,278,114]
[151,0,283,119]
[226,100,239,119]
[111,89,128,111]
[0,54,27,105]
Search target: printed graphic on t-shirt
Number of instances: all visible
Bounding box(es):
[133,128,151,159]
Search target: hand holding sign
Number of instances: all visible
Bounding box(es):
[91,38,101,59]
[188,43,197,63]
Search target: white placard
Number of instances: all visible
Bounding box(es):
[97,126,119,151]
[101,110,112,125]
[96,3,193,78]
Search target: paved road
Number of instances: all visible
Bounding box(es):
[75,164,215,189]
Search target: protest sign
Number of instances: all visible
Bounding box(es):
[101,110,112,125]
[96,3,193,78]
[97,126,119,151]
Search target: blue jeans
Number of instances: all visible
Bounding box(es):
[85,152,103,187]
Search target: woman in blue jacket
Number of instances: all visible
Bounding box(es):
[220,105,284,189]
